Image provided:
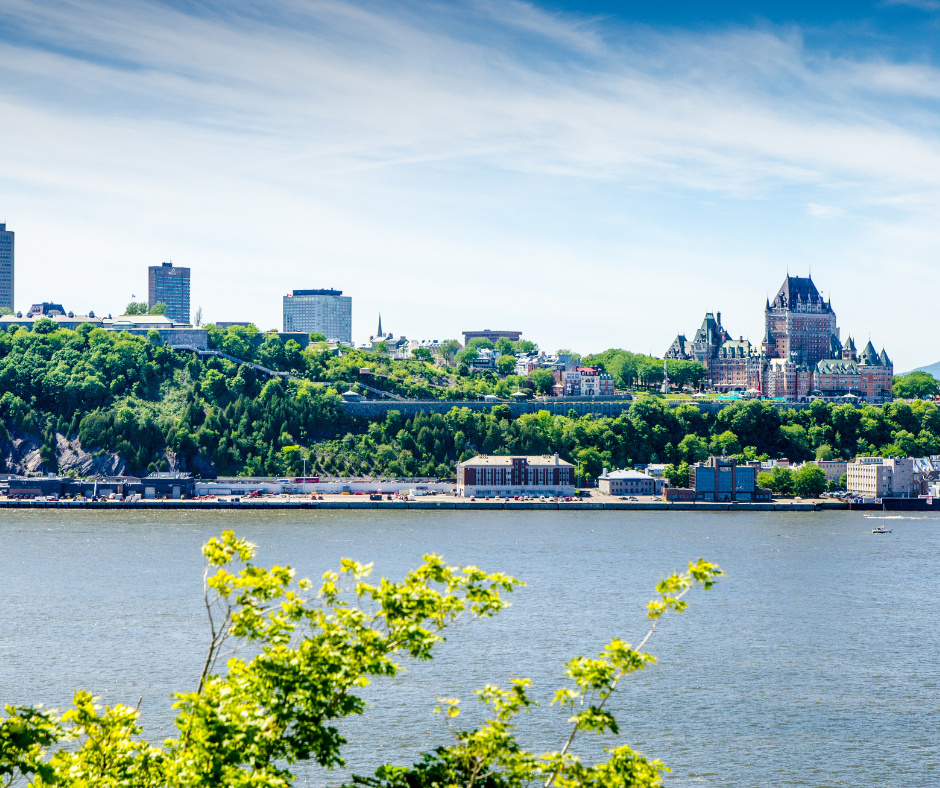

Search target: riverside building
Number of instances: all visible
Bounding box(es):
[846,456,914,499]
[456,454,575,498]
[148,261,191,324]
[283,289,352,343]
[665,456,772,503]
[597,468,662,496]
[0,223,13,312]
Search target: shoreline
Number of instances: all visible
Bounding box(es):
[0,498,844,511]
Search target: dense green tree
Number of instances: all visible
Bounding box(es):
[529,368,555,395]
[893,371,939,399]
[793,464,827,498]
[757,466,794,495]
[663,460,690,487]
[496,354,517,376]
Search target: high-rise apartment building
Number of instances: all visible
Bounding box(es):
[282,289,352,343]
[0,224,13,312]
[148,261,190,324]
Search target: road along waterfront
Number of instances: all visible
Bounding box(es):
[2,508,937,787]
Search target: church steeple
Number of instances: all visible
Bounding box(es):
[377,313,382,337]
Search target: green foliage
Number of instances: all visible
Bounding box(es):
[124,301,168,317]
[581,349,705,391]
[0,534,721,788]
[663,461,690,488]
[496,354,517,376]
[529,368,555,395]
[757,466,794,495]
[0,531,530,788]
[438,340,461,364]
[793,464,827,498]
[893,371,939,400]
[32,319,57,335]
[5,319,940,482]
[350,558,721,788]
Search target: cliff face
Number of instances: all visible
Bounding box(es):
[0,429,163,478]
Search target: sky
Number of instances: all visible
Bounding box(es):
[2,0,940,370]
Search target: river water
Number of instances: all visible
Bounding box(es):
[1,510,937,787]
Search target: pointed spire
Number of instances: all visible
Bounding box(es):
[860,340,879,365]
[377,313,382,337]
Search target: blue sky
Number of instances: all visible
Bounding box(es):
[2,0,940,368]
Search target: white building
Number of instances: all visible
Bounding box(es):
[598,469,663,496]
[407,339,460,363]
[282,289,352,343]
[845,456,914,499]
[456,454,575,497]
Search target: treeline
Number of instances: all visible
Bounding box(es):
[2,320,939,482]
[304,396,940,484]
[0,321,352,477]
[582,349,706,390]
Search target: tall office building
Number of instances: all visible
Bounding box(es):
[0,224,13,312]
[148,261,190,324]
[282,289,352,343]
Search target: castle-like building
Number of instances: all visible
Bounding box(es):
[666,275,892,403]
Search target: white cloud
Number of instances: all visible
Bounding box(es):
[808,203,844,218]
[0,0,939,368]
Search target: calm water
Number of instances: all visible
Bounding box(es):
[1,510,938,787]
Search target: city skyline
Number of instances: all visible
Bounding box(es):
[0,234,922,372]
[3,2,940,369]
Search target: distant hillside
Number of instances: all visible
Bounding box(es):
[905,362,940,378]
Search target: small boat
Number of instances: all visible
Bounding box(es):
[872,525,892,534]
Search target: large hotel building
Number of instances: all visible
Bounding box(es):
[0,223,13,312]
[282,289,352,343]
[666,275,893,403]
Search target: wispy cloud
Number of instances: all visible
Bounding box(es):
[881,0,940,12]
[1,0,940,366]
[808,203,844,219]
